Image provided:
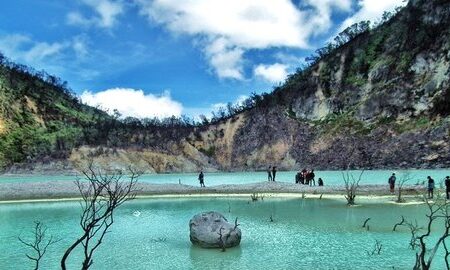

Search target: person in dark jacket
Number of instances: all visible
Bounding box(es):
[388,173,396,193]
[267,167,272,182]
[198,170,205,187]
[308,170,315,186]
[295,172,300,184]
[318,178,324,186]
[299,172,305,185]
[427,176,435,199]
[272,166,277,182]
[445,176,450,200]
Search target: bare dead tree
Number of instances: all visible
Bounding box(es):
[342,170,364,205]
[60,164,141,270]
[411,195,450,270]
[18,221,60,270]
[217,218,240,252]
[443,239,450,270]
[362,218,371,229]
[392,216,405,231]
[250,193,264,201]
[405,219,422,250]
[366,240,383,256]
[397,172,412,203]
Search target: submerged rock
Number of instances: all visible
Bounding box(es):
[189,211,241,248]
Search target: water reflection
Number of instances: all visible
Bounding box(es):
[189,245,243,269]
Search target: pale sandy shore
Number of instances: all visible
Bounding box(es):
[0,180,428,203]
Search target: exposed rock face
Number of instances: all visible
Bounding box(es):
[189,211,241,248]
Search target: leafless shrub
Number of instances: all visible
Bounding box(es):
[60,163,141,270]
[409,195,450,270]
[250,193,264,202]
[397,172,413,203]
[150,237,167,243]
[366,240,383,256]
[217,217,239,252]
[18,221,60,270]
[343,171,364,205]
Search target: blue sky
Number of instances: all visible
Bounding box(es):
[0,0,405,119]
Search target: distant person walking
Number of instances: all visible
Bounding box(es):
[427,176,435,199]
[445,176,450,200]
[267,167,272,182]
[198,170,205,187]
[272,166,277,182]
[388,173,396,193]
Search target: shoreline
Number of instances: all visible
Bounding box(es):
[0,180,429,204]
[0,193,427,205]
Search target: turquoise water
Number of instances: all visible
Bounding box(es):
[1,169,449,186]
[0,197,446,269]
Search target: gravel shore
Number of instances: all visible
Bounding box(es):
[0,180,427,202]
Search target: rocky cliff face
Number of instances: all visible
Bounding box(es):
[185,0,450,171]
[3,0,450,174]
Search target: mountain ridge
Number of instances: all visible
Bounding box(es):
[1,0,449,174]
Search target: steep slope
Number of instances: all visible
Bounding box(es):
[0,0,449,173]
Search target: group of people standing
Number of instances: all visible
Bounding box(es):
[295,169,323,186]
[389,173,450,199]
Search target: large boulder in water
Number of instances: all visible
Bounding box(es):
[189,211,241,248]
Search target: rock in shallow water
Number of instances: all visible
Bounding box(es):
[189,211,241,248]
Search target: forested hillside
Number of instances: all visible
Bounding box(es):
[0,0,449,173]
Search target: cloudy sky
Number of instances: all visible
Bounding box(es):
[0,0,405,118]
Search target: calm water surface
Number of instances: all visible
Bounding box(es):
[1,169,449,186]
[0,197,446,269]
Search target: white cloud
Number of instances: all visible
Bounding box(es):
[254,63,289,83]
[80,88,183,118]
[67,0,124,28]
[72,36,89,58]
[67,12,91,27]
[136,0,351,80]
[0,34,67,64]
[304,0,352,34]
[339,0,407,31]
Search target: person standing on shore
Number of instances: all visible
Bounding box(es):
[272,166,277,182]
[308,170,316,186]
[427,176,435,199]
[445,176,450,200]
[318,178,324,186]
[198,170,205,187]
[388,173,396,193]
[267,167,272,182]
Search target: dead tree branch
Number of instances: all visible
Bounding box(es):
[343,170,364,205]
[397,172,412,203]
[393,216,405,231]
[362,218,371,229]
[18,221,60,270]
[412,195,450,270]
[366,240,383,256]
[60,164,141,270]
